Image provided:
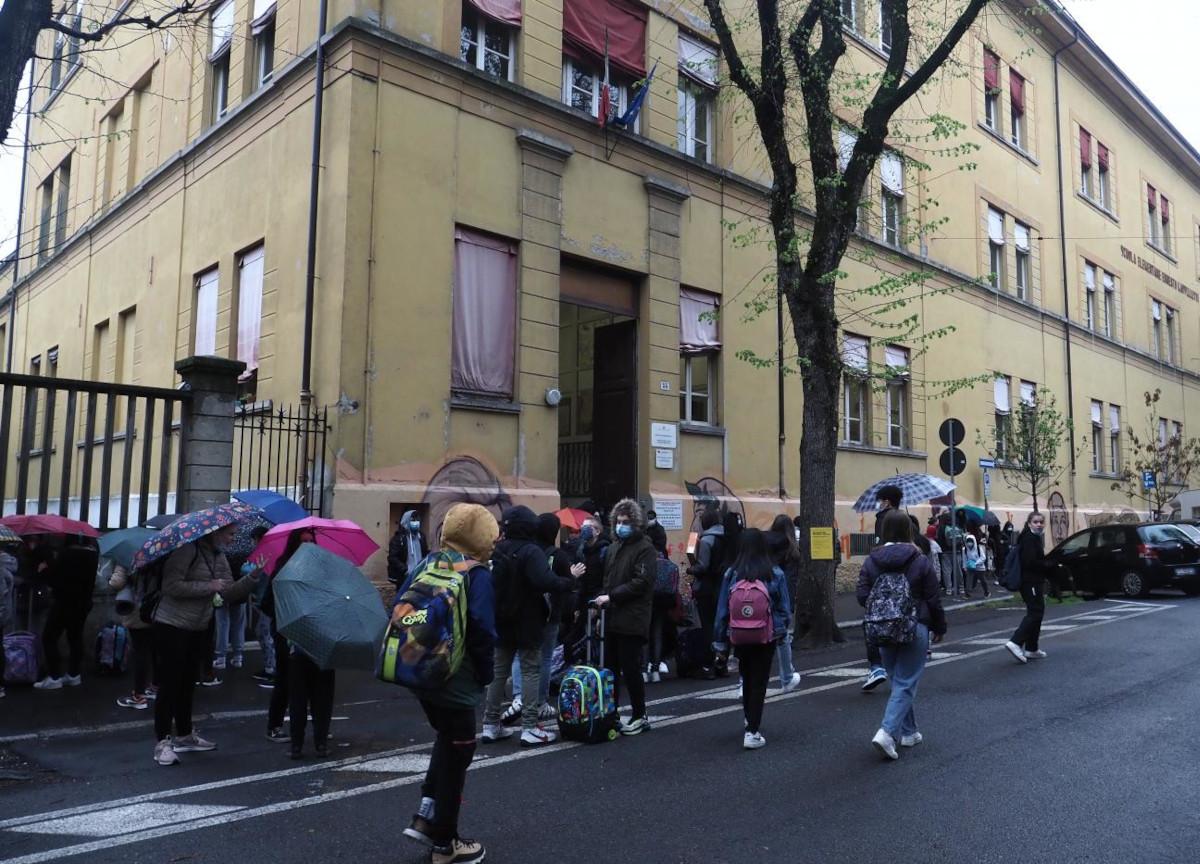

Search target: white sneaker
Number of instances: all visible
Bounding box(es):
[900,732,924,747]
[520,726,557,747]
[782,672,801,692]
[1005,641,1028,664]
[743,731,766,750]
[1025,648,1047,659]
[63,674,82,687]
[172,732,216,752]
[649,670,661,683]
[657,662,668,674]
[480,724,514,742]
[33,677,63,690]
[872,728,899,760]
[737,682,743,698]
[498,698,522,725]
[154,739,180,766]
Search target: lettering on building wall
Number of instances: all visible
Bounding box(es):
[1120,246,1199,301]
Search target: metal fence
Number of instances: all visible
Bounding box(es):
[233,404,329,515]
[0,371,189,529]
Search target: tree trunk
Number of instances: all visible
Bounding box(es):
[0,0,51,146]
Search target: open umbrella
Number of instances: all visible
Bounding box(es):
[232,490,309,526]
[0,525,20,544]
[853,474,957,513]
[131,502,251,571]
[225,514,273,560]
[145,513,180,529]
[98,526,157,569]
[0,513,100,538]
[554,508,594,532]
[959,506,1001,528]
[251,517,379,572]
[271,543,387,671]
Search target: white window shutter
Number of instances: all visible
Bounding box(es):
[1152,300,1162,321]
[1020,380,1036,406]
[1103,271,1115,293]
[880,152,904,195]
[1013,222,1030,251]
[993,377,1011,412]
[842,334,869,372]
[884,344,908,369]
[1090,401,1102,426]
[837,128,857,172]
[679,34,718,87]
[1109,406,1120,434]
[210,0,234,56]
[988,207,1005,244]
[1084,263,1096,291]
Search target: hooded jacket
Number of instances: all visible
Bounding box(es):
[686,523,725,598]
[856,543,946,636]
[537,513,576,625]
[491,505,575,650]
[601,498,657,638]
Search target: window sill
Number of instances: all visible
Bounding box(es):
[1089,472,1122,481]
[450,394,521,415]
[977,122,1039,167]
[41,61,82,113]
[837,442,927,460]
[1075,191,1118,225]
[236,399,274,417]
[1144,241,1178,264]
[680,422,725,438]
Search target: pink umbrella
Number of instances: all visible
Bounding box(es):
[251,517,380,572]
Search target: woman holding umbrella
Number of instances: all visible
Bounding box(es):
[143,509,259,767]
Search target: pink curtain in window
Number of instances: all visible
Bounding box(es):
[1147,184,1157,207]
[1009,70,1025,114]
[679,288,721,355]
[983,50,999,91]
[1161,195,1170,223]
[1097,142,1109,169]
[1079,128,1091,169]
[452,227,518,398]
[562,0,647,79]
[467,0,521,25]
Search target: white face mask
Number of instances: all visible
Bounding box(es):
[1030,523,1045,535]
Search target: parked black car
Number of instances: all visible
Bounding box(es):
[1047,522,1200,598]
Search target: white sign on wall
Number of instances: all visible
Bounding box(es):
[650,422,678,449]
[655,449,674,469]
[654,499,684,530]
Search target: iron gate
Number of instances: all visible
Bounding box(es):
[233,404,329,515]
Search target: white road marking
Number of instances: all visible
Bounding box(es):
[964,638,1011,646]
[928,652,959,660]
[340,754,430,774]
[1038,625,1078,631]
[11,804,244,837]
[1071,615,1117,621]
[696,690,744,699]
[806,668,871,678]
[0,602,1174,864]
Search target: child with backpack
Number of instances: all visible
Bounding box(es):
[711,529,791,750]
[856,510,946,761]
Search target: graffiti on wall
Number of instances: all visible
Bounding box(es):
[420,456,513,547]
[685,477,745,533]
[1047,491,1070,547]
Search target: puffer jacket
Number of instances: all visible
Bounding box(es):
[153,540,255,631]
[600,498,656,638]
[856,543,946,636]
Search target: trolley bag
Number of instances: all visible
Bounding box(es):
[94,623,131,675]
[3,632,40,685]
[557,606,619,744]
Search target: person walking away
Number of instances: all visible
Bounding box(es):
[109,563,157,709]
[507,514,584,722]
[712,528,791,749]
[262,528,316,742]
[33,540,98,691]
[645,510,668,556]
[0,537,16,698]
[481,506,575,747]
[767,515,801,692]
[685,510,725,679]
[400,503,498,864]
[861,485,903,693]
[1005,512,1055,664]
[857,511,945,760]
[592,497,657,735]
[151,525,258,765]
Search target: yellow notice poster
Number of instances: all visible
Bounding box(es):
[809,527,835,560]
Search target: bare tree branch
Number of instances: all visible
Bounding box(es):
[44,1,198,41]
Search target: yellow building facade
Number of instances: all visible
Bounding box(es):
[7,0,1200,563]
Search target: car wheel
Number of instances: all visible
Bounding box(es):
[1121,571,1148,598]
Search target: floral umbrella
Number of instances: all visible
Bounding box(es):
[131,502,252,571]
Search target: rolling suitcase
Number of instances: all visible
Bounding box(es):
[557,606,619,744]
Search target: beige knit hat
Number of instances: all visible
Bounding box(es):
[441,503,499,562]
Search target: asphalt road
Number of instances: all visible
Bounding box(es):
[2,593,1198,864]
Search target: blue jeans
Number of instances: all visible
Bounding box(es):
[255,609,276,674]
[214,602,246,659]
[512,622,558,706]
[877,624,930,739]
[776,632,796,684]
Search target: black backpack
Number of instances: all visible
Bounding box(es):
[490,546,523,624]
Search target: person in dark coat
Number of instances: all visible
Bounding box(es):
[480,506,575,747]
[645,510,668,556]
[33,540,97,690]
[386,510,429,586]
[856,511,946,760]
[1005,512,1056,664]
[874,484,903,544]
[593,497,657,736]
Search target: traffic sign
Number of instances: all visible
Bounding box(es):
[983,472,991,491]
[979,458,996,469]
[939,447,967,477]
[1142,471,1156,490]
[939,418,965,447]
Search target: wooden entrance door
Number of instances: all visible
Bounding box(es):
[591,320,637,513]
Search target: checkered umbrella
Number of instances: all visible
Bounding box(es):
[852,474,957,513]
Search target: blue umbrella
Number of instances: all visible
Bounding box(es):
[272,543,387,671]
[232,490,309,526]
[99,527,157,569]
[853,474,957,513]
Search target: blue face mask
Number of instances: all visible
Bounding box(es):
[581,526,594,541]
[615,524,633,539]
[409,521,420,531]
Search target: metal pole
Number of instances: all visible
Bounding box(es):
[7,66,35,373]
[776,288,786,499]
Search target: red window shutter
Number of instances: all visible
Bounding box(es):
[1097,142,1109,170]
[1161,195,1170,224]
[1147,184,1157,208]
[983,49,999,91]
[1079,128,1091,169]
[466,0,522,25]
[562,0,648,79]
[1009,70,1025,114]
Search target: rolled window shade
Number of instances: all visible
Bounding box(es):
[1147,184,1157,207]
[983,49,999,91]
[1097,142,1109,169]
[467,0,522,25]
[209,0,234,60]
[842,334,869,372]
[1084,264,1096,291]
[880,152,904,195]
[1152,300,1162,321]
[1110,406,1120,434]
[1103,272,1115,292]
[1079,128,1092,169]
[562,0,647,79]
[679,34,717,87]
[837,128,857,172]
[1009,70,1025,113]
[1161,195,1170,223]
[1019,380,1035,405]
[987,207,1005,244]
[993,378,1011,412]
[679,288,721,354]
[884,344,908,370]
[1013,222,1030,252]
[1091,401,1102,426]
[250,0,276,34]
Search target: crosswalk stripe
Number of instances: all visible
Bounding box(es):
[1038,625,1078,631]
[340,754,430,774]
[10,804,244,838]
[1071,615,1117,621]
[964,638,1010,646]
[806,668,870,678]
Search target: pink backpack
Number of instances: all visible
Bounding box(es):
[728,577,772,645]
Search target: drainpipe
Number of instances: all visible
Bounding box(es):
[1053,25,1081,513]
[6,70,34,373]
[299,0,329,504]
[777,290,787,499]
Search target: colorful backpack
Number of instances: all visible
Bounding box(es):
[863,568,917,646]
[94,624,131,674]
[728,572,772,645]
[654,557,680,598]
[558,609,618,744]
[3,632,40,685]
[376,553,472,691]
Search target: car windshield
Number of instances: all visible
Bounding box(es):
[1139,524,1193,544]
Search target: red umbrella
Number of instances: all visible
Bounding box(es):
[0,513,100,538]
[554,508,594,532]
